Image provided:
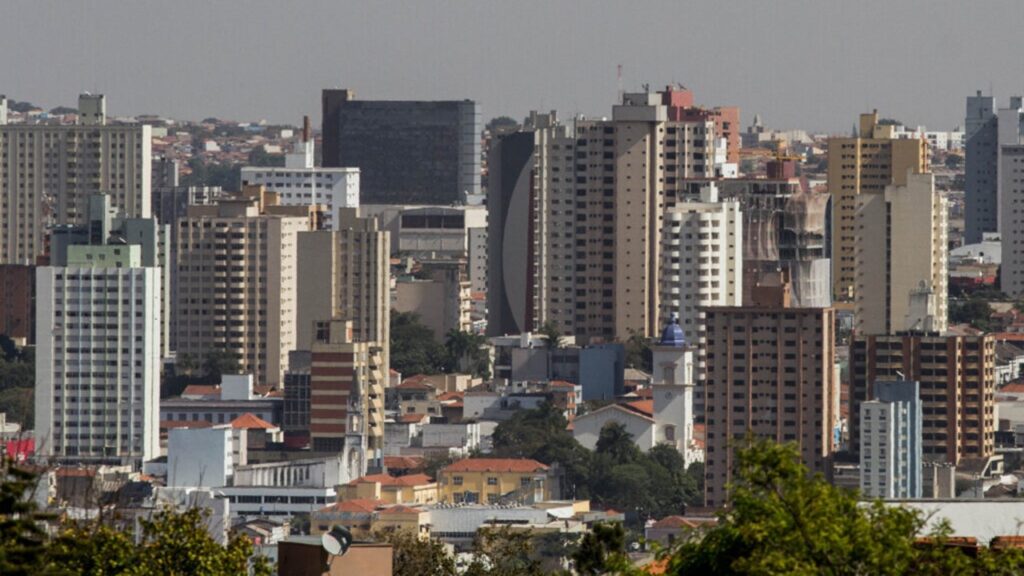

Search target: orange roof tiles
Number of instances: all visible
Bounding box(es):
[624,400,654,417]
[383,456,424,471]
[229,413,277,430]
[399,413,427,424]
[181,385,220,397]
[442,458,548,474]
[320,498,385,514]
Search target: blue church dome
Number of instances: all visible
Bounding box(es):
[659,314,686,347]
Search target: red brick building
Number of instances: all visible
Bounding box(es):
[0,265,34,344]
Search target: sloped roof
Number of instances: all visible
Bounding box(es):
[379,504,424,515]
[399,413,427,424]
[229,413,277,430]
[349,473,434,487]
[575,403,655,424]
[438,391,465,402]
[181,385,220,398]
[397,378,434,391]
[624,400,654,417]
[383,455,424,471]
[442,458,548,474]
[318,498,384,514]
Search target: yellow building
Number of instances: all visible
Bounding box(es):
[438,458,551,504]
[370,505,430,536]
[338,473,437,505]
[827,111,928,302]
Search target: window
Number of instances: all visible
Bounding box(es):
[453,476,463,486]
[487,477,498,486]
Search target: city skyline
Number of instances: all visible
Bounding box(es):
[2,1,1022,132]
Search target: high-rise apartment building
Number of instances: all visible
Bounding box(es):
[487,91,719,342]
[295,208,390,355]
[175,188,312,385]
[855,172,947,335]
[241,117,359,229]
[997,99,1024,296]
[310,318,386,477]
[964,91,999,244]
[35,244,161,467]
[859,380,922,499]
[658,182,742,344]
[0,94,152,265]
[703,276,837,507]
[828,111,927,302]
[320,89,480,204]
[850,333,995,465]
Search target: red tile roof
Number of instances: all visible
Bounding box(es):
[442,458,548,474]
[1001,382,1024,394]
[181,385,220,397]
[383,456,424,471]
[399,413,427,424]
[438,391,465,402]
[319,498,385,514]
[397,378,434,391]
[229,413,277,430]
[549,380,576,389]
[624,400,654,417]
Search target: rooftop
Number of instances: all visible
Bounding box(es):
[442,458,549,474]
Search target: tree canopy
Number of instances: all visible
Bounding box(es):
[390,312,450,376]
[663,438,1024,575]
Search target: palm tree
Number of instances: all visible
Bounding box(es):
[538,321,564,349]
[444,330,489,376]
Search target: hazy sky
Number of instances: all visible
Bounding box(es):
[3,1,1023,133]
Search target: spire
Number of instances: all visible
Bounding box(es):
[659,314,686,347]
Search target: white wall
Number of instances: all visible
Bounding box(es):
[168,427,232,488]
[572,407,654,452]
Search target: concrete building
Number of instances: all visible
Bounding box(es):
[309,319,386,479]
[850,333,995,465]
[0,94,152,265]
[241,118,359,229]
[0,264,34,344]
[488,90,720,342]
[321,89,480,204]
[964,91,999,244]
[703,276,836,507]
[174,189,311,385]
[855,172,948,335]
[394,266,472,341]
[437,458,550,504]
[997,99,1024,296]
[35,245,161,468]
[659,182,743,346]
[828,111,928,302]
[860,380,923,499]
[167,427,233,488]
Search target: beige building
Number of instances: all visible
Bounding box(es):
[0,94,152,265]
[295,208,389,355]
[489,94,719,342]
[828,111,928,302]
[175,188,312,385]
[703,276,837,507]
[394,265,472,341]
[851,333,995,464]
[856,172,947,335]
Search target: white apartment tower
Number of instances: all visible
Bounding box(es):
[855,172,947,335]
[35,244,161,467]
[0,94,152,264]
[997,99,1024,296]
[240,118,358,229]
[659,182,743,344]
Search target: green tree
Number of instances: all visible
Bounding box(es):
[664,438,981,576]
[538,321,565,349]
[572,522,630,576]
[949,298,993,331]
[623,329,652,372]
[464,526,543,576]
[201,348,241,383]
[0,462,49,576]
[595,422,641,464]
[391,312,449,375]
[374,528,456,576]
[444,329,490,378]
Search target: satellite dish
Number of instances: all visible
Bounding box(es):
[321,526,353,557]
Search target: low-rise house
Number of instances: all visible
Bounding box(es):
[338,473,437,505]
[438,458,550,504]
[644,515,717,547]
[311,498,385,538]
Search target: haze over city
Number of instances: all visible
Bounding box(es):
[3,0,1022,131]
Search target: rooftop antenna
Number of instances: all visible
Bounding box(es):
[321,525,353,569]
[617,64,623,103]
